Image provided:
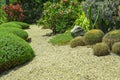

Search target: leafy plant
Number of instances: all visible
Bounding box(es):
[82,0,120,33]
[74,12,90,32]
[2,3,24,21]
[38,1,82,34]
[0,9,8,24]
[0,32,34,73]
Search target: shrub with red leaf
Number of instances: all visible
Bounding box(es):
[2,3,24,21]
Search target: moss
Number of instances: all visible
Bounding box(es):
[70,36,85,48]
[93,43,110,56]
[8,22,30,29]
[0,32,35,73]
[0,27,28,40]
[0,23,22,29]
[112,42,120,55]
[102,30,120,49]
[84,29,104,45]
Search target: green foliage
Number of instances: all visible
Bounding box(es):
[38,1,82,34]
[93,42,110,56]
[103,30,120,49]
[82,0,120,33]
[0,27,28,40]
[0,32,34,73]
[84,29,104,45]
[8,22,30,29]
[0,9,8,24]
[70,36,85,48]
[112,42,120,55]
[0,22,22,29]
[49,31,73,45]
[74,12,90,32]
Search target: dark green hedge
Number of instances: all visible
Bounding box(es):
[8,22,30,29]
[0,23,22,29]
[0,27,28,40]
[0,32,35,73]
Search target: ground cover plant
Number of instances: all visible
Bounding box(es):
[0,27,28,40]
[0,32,34,73]
[49,31,73,45]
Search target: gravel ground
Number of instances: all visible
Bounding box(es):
[0,25,120,80]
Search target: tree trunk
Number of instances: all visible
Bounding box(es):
[6,0,10,5]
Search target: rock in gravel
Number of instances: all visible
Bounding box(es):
[71,25,85,38]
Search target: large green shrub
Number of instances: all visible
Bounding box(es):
[38,1,82,34]
[103,30,120,49]
[112,42,120,55]
[70,36,85,48]
[82,0,120,33]
[0,27,28,40]
[84,29,104,45]
[0,22,22,29]
[93,42,110,56]
[8,22,30,29]
[0,32,34,73]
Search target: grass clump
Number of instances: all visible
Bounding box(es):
[93,42,110,56]
[0,22,22,29]
[112,42,120,55]
[0,27,28,40]
[103,30,120,49]
[8,22,30,29]
[84,29,104,45]
[70,36,85,48]
[49,31,73,45]
[0,32,34,73]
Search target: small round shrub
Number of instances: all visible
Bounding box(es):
[0,27,28,40]
[93,43,110,56]
[0,32,35,72]
[112,42,120,55]
[84,29,104,45]
[103,30,120,49]
[8,22,30,29]
[70,36,85,48]
[0,23,22,29]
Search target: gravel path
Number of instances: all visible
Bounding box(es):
[0,25,120,80]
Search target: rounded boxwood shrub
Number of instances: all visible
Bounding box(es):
[70,36,85,48]
[8,22,30,29]
[93,43,110,56]
[0,32,35,73]
[112,42,120,55]
[84,29,104,45]
[0,23,22,29]
[103,30,120,49]
[0,27,28,40]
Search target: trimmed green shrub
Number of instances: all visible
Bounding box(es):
[0,27,28,40]
[93,43,110,56]
[84,29,104,45]
[112,42,120,55]
[103,30,120,49]
[0,32,35,73]
[8,22,30,29]
[0,23,22,29]
[70,36,85,48]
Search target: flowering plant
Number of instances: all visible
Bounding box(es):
[2,3,24,21]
